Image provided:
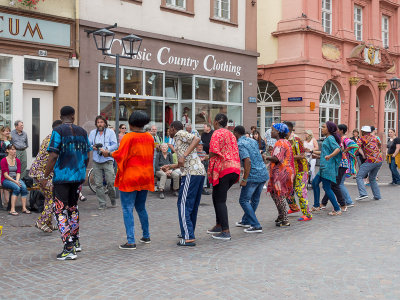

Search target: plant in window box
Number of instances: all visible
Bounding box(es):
[15,0,45,9]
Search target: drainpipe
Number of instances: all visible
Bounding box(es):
[75,0,80,58]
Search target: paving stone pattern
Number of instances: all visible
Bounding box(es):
[0,164,400,299]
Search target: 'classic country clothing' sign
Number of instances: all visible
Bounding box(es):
[0,12,70,47]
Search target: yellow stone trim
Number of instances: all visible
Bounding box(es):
[378,82,388,90]
[349,77,360,86]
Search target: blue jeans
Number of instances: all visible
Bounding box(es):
[389,159,400,184]
[2,179,28,197]
[356,162,382,199]
[239,181,265,228]
[312,174,340,211]
[339,174,353,205]
[120,190,149,244]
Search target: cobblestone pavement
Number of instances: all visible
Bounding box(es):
[1,164,400,299]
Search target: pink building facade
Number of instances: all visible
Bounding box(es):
[257,0,400,140]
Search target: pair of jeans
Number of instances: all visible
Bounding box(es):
[321,167,346,207]
[2,179,28,197]
[312,174,340,211]
[356,162,382,199]
[177,175,204,240]
[120,190,149,244]
[93,161,116,207]
[212,173,239,231]
[239,181,265,228]
[389,159,400,184]
[339,173,353,205]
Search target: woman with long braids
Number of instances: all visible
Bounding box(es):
[207,113,240,240]
[264,123,295,227]
[311,121,342,216]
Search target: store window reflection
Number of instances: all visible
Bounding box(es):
[124,69,142,95]
[195,77,210,100]
[228,81,242,103]
[145,71,163,97]
[0,56,12,80]
[181,77,193,100]
[100,66,119,93]
[194,103,241,131]
[212,79,227,102]
[165,78,178,99]
[0,83,12,127]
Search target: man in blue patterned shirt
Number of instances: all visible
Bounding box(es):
[234,125,269,233]
[44,106,91,261]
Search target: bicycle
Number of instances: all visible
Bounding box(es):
[87,168,108,194]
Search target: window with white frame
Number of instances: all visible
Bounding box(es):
[319,81,341,137]
[382,15,389,48]
[24,57,58,85]
[257,81,281,136]
[322,0,332,34]
[214,0,230,20]
[166,0,186,9]
[0,56,12,128]
[384,90,397,135]
[354,5,363,41]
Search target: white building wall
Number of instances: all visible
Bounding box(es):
[79,0,246,50]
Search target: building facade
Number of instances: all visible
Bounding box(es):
[78,0,258,136]
[0,0,78,166]
[257,0,400,140]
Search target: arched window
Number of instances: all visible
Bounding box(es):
[257,81,281,136]
[384,90,397,135]
[319,80,341,136]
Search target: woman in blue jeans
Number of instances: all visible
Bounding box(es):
[311,122,342,216]
[0,144,29,216]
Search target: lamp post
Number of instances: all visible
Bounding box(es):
[86,24,142,141]
[389,77,400,134]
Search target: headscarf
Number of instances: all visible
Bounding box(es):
[272,123,289,135]
[326,121,341,145]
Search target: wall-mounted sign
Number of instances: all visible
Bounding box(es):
[0,12,70,47]
[38,50,47,57]
[288,97,303,102]
[248,96,257,103]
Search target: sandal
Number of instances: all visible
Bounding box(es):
[311,207,320,212]
[9,211,18,216]
[320,205,326,210]
[22,210,31,214]
[328,210,342,216]
[35,221,52,233]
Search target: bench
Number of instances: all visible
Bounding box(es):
[0,185,40,211]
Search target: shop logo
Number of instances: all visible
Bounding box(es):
[0,16,43,39]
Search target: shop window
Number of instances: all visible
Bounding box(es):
[384,91,397,135]
[212,79,227,102]
[165,77,178,99]
[319,80,341,136]
[100,96,163,130]
[194,103,241,131]
[0,56,12,80]
[382,15,389,48]
[0,83,12,128]
[180,103,193,126]
[24,57,57,84]
[195,77,210,101]
[145,71,164,97]
[322,0,332,34]
[181,77,193,100]
[257,81,281,136]
[354,5,363,41]
[228,81,242,103]
[100,66,119,93]
[123,69,143,95]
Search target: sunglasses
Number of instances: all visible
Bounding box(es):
[121,127,126,129]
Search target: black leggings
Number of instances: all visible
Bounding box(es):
[212,173,239,231]
[321,167,346,207]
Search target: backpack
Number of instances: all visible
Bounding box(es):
[29,190,45,213]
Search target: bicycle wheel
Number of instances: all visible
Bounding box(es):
[88,168,96,194]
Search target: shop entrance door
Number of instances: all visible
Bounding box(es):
[23,89,53,169]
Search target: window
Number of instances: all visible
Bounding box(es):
[322,0,332,34]
[382,15,389,48]
[195,77,211,101]
[214,0,230,20]
[145,71,163,97]
[0,83,12,128]
[24,57,57,84]
[384,91,397,135]
[212,79,227,102]
[354,5,363,41]
[257,81,281,136]
[0,56,12,80]
[166,0,185,9]
[319,81,341,137]
[124,69,143,95]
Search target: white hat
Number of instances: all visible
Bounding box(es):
[361,126,371,133]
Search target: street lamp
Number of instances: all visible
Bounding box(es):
[389,77,400,134]
[86,24,142,141]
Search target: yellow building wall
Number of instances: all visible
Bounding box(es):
[257,0,281,66]
[0,0,75,19]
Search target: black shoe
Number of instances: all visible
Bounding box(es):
[177,239,196,246]
[139,237,151,244]
[56,245,77,260]
[207,225,222,234]
[244,226,263,233]
[74,239,82,252]
[279,221,290,227]
[212,232,231,240]
[119,243,136,250]
[275,217,282,226]
[202,189,211,195]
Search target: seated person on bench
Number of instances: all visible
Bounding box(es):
[155,143,180,199]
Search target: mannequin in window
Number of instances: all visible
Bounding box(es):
[181,107,191,126]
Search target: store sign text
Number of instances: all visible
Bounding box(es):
[0,12,70,47]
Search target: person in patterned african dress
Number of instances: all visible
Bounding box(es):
[30,120,62,233]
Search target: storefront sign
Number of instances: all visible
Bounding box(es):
[288,97,303,102]
[248,96,257,103]
[0,12,70,47]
